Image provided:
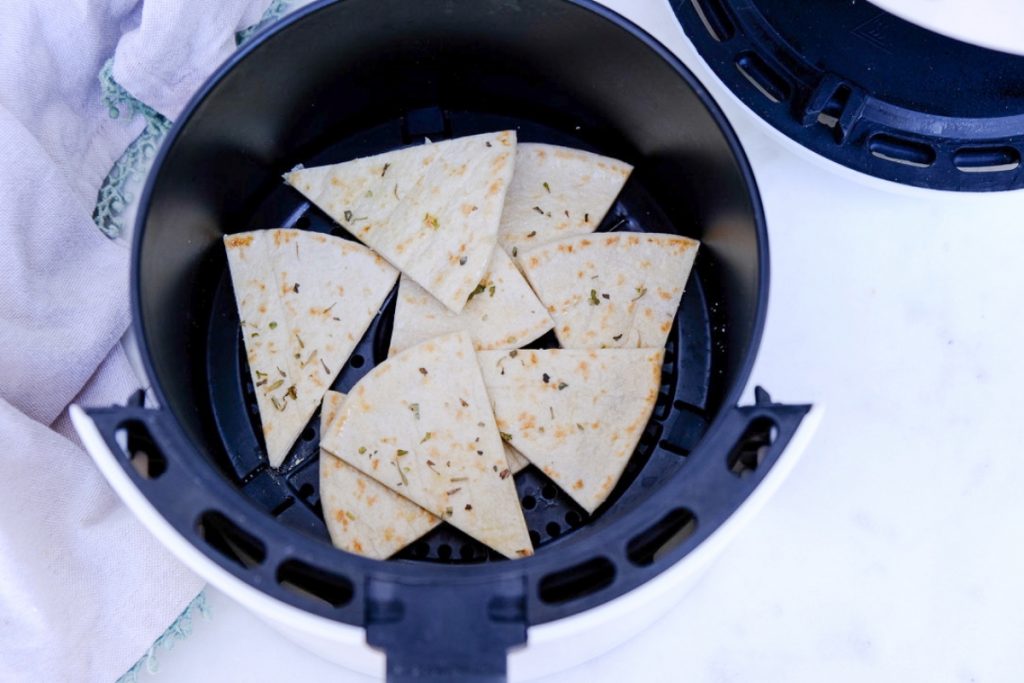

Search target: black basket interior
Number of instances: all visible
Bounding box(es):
[203,110,719,563]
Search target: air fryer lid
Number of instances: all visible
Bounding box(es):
[85,1,810,680]
[675,0,1024,191]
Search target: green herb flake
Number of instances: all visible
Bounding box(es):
[255,379,267,387]
[277,366,286,377]
[424,213,440,230]
[345,511,356,521]
[613,334,623,341]
[467,282,487,302]
[268,321,278,329]
[488,284,496,297]
[500,431,513,442]
[465,504,473,511]
[444,506,454,517]
[381,162,391,177]
[589,289,600,306]
[343,210,353,222]
[577,423,585,431]
[584,213,590,222]
[459,398,469,407]
[459,255,468,266]
[320,358,331,375]
[601,293,610,300]
[543,373,550,384]
[447,487,462,496]
[420,432,432,443]
[419,367,428,376]
[397,449,408,457]
[499,468,511,480]
[393,459,408,486]
[267,378,284,392]
[509,350,518,358]
[512,246,518,258]
[358,446,367,454]
[271,397,285,411]
[527,230,537,238]
[295,332,305,349]
[285,385,298,400]
[254,370,268,379]
[409,403,420,420]
[558,381,569,391]
[543,181,551,193]
[293,282,300,294]
[633,286,648,301]
[451,476,468,483]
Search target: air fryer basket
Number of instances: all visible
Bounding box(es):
[86,1,810,680]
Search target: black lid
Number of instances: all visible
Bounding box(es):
[674,0,1024,191]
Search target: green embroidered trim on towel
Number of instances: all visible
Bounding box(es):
[116,590,210,683]
[236,0,293,45]
[92,59,172,239]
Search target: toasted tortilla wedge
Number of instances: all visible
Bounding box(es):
[478,348,664,513]
[224,229,397,468]
[321,332,532,558]
[320,391,440,559]
[497,143,632,254]
[518,233,699,350]
[284,131,516,313]
[320,392,531,559]
[388,247,553,355]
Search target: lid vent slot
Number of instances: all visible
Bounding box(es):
[954,147,1021,173]
[868,134,936,168]
[690,0,735,42]
[735,52,791,104]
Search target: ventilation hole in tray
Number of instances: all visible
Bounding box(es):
[301,426,316,442]
[411,541,430,558]
[117,421,167,480]
[522,495,537,510]
[350,354,365,369]
[691,0,735,41]
[546,522,562,539]
[298,483,315,499]
[294,214,312,229]
[538,557,616,604]
[565,510,582,528]
[727,417,778,476]
[868,134,936,168]
[197,510,266,569]
[459,544,477,561]
[954,146,1021,174]
[735,51,791,103]
[529,530,541,546]
[277,558,353,608]
[541,484,558,500]
[627,508,698,566]
[437,544,453,561]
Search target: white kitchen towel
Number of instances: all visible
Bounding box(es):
[0,1,286,680]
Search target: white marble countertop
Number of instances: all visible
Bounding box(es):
[142,1,1024,681]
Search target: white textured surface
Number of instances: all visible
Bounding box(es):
[869,0,1024,56]
[143,0,1024,680]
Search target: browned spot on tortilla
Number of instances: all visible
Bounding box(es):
[498,131,513,146]
[272,230,296,246]
[535,148,547,160]
[225,234,254,248]
[599,474,615,494]
[263,423,273,433]
[658,289,674,301]
[603,235,620,247]
[627,235,640,246]
[518,412,536,431]
[660,321,672,334]
[384,527,395,542]
[640,259,652,269]
[333,458,343,469]
[573,479,584,490]
[372,460,380,471]
[577,360,590,379]
[487,179,503,196]
[258,304,267,314]
[313,234,326,243]
[644,308,654,319]
[547,304,557,313]
[334,510,350,527]
[330,177,340,185]
[352,540,363,553]
[553,425,569,439]
[580,239,592,248]
[424,342,436,353]
[556,244,574,254]
[356,478,366,493]
[366,495,378,507]
[529,256,540,269]
[461,203,475,216]
[543,465,560,479]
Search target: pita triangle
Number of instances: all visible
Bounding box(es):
[320,392,440,558]
[388,247,553,355]
[517,233,699,350]
[224,229,398,468]
[497,143,632,254]
[319,391,530,559]
[477,348,664,513]
[321,332,532,558]
[285,131,516,313]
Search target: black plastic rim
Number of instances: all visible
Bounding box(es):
[121,0,787,634]
[674,0,1024,192]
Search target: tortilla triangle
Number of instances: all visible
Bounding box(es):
[518,233,699,349]
[388,247,553,355]
[477,348,664,513]
[321,332,532,558]
[285,131,516,313]
[319,391,531,558]
[497,143,632,254]
[224,229,397,467]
